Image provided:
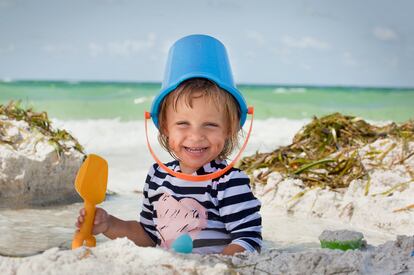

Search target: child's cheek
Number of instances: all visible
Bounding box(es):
[217,143,225,152]
[168,139,178,151]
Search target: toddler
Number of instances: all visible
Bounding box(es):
[76,34,262,255]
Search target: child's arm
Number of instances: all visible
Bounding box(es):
[218,171,263,254]
[76,207,155,247]
[104,214,155,247]
[222,243,246,255]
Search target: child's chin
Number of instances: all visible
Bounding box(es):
[181,153,209,163]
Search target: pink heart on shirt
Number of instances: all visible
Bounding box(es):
[155,193,207,248]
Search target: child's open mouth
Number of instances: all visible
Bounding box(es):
[184,146,208,153]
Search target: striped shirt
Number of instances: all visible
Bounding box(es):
[139,159,262,254]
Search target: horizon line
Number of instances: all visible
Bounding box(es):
[1,78,413,90]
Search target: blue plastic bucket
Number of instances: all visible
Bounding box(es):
[150,34,248,128]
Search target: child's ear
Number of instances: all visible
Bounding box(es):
[161,125,169,136]
[226,126,233,138]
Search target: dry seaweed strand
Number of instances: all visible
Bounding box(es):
[238,113,414,190]
[0,100,84,155]
[393,203,414,213]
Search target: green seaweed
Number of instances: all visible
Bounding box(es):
[0,101,85,156]
[238,113,414,189]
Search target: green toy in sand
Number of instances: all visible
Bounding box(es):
[319,230,366,251]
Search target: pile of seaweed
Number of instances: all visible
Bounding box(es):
[0,101,84,156]
[239,113,414,189]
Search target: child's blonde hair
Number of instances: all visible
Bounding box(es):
[158,78,241,160]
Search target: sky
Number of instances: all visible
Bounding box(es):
[0,0,413,87]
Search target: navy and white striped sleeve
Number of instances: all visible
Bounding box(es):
[139,166,158,244]
[218,170,262,252]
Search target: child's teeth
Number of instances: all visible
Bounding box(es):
[186,147,204,152]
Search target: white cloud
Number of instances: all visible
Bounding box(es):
[108,37,154,56]
[373,27,398,41]
[88,33,157,57]
[42,44,76,54]
[246,30,266,46]
[300,63,312,70]
[245,50,256,59]
[282,36,330,50]
[161,38,176,54]
[271,46,291,56]
[342,51,358,66]
[88,42,104,57]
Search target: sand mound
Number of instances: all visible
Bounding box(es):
[0,102,85,208]
[1,236,413,274]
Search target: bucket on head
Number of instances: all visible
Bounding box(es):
[150,34,248,128]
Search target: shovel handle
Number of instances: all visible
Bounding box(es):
[72,201,97,249]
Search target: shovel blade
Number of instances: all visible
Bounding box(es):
[75,154,108,204]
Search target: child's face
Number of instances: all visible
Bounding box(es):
[165,94,228,174]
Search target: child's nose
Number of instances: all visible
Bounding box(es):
[188,128,206,141]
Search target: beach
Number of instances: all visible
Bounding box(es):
[2,0,414,271]
[0,82,413,273]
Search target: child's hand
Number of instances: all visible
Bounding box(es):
[75,207,110,235]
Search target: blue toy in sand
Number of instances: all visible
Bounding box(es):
[171,233,193,254]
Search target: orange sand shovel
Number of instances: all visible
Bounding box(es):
[72,154,108,249]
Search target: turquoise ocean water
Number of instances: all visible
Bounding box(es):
[0,80,413,122]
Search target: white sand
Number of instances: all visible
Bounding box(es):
[1,236,413,274]
[1,118,413,274]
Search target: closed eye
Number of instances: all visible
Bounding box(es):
[174,121,220,128]
[205,122,220,127]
